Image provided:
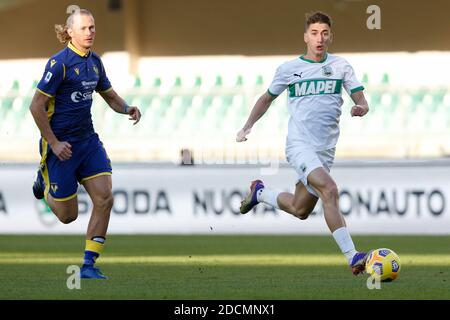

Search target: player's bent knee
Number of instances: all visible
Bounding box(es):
[56,212,78,224]
[298,213,310,220]
[53,202,78,224]
[55,210,78,224]
[59,215,78,224]
[294,208,312,220]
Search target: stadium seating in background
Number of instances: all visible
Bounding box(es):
[1,53,450,162]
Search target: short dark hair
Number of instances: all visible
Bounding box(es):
[305,11,332,31]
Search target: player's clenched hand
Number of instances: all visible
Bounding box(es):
[236,128,251,142]
[50,141,72,161]
[351,104,369,117]
[127,106,141,125]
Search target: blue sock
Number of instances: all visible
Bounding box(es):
[83,236,105,267]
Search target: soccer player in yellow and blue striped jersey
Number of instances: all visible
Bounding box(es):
[29,8,142,279]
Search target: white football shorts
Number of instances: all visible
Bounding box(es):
[285,143,336,198]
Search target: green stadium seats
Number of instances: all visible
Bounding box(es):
[235,75,243,87]
[153,77,162,88]
[361,73,369,84]
[133,76,142,88]
[214,75,223,87]
[255,75,264,86]
[194,76,202,88]
[0,96,15,118]
[3,62,450,161]
[12,80,19,91]
[173,76,182,88]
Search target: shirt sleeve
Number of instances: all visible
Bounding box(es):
[95,59,112,93]
[342,62,364,95]
[267,64,289,97]
[36,58,65,97]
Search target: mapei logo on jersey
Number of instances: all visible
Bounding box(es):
[322,65,333,77]
[44,71,53,83]
[71,91,93,103]
[289,79,342,97]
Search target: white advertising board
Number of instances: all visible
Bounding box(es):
[0,162,449,234]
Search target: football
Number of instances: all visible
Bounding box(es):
[365,248,401,282]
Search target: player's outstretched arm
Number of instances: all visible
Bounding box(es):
[99,89,142,125]
[236,92,276,142]
[350,91,369,117]
[29,91,72,161]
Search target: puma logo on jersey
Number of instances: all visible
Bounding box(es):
[300,163,307,173]
[294,73,303,78]
[289,79,342,97]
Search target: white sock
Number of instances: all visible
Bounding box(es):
[256,188,280,209]
[332,227,357,265]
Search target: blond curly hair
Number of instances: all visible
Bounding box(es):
[54,9,93,45]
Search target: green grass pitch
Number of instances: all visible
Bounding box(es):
[0,235,449,299]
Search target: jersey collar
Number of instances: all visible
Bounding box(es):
[68,42,90,58]
[299,53,328,63]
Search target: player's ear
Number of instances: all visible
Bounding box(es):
[329,32,333,44]
[303,32,308,44]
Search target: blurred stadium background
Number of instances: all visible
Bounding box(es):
[1,0,450,300]
[2,0,450,163]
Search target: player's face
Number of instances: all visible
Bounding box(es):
[304,23,332,57]
[68,14,96,51]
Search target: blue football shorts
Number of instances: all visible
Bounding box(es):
[39,133,112,201]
